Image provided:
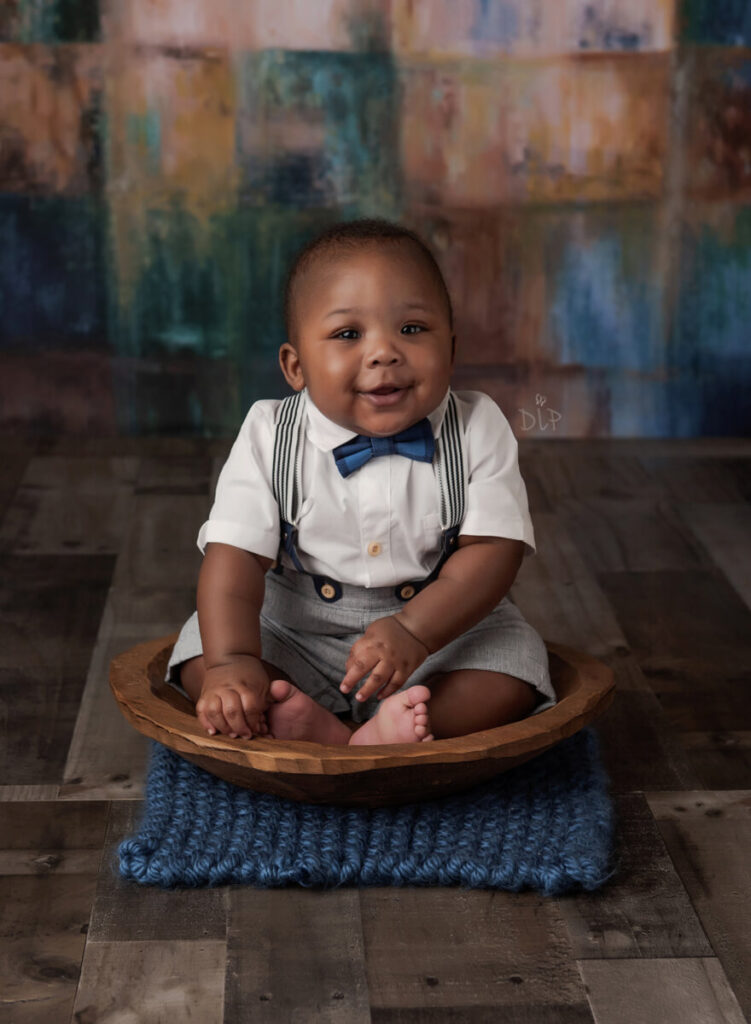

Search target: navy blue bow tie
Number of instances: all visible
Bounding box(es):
[332,418,435,478]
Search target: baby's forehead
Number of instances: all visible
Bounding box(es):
[294,239,433,299]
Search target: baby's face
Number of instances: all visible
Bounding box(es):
[279,242,455,438]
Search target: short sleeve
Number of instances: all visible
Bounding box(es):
[196,400,281,559]
[458,392,537,557]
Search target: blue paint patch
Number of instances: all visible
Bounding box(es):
[608,371,703,437]
[577,4,649,51]
[0,195,106,349]
[549,220,663,374]
[471,0,520,50]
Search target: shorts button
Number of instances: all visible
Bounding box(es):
[321,583,336,599]
[367,541,382,557]
[399,584,415,599]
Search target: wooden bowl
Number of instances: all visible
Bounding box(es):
[110,633,615,807]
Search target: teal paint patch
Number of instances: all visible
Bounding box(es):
[109,199,232,363]
[125,112,162,174]
[679,0,751,45]
[674,205,751,435]
[233,50,402,211]
[13,0,99,42]
[548,205,665,374]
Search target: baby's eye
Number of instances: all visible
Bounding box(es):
[401,323,425,335]
[334,329,360,340]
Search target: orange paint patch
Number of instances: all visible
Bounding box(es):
[400,53,670,205]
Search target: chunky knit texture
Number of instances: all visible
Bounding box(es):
[118,727,616,894]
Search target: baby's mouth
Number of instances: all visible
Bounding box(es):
[359,385,411,406]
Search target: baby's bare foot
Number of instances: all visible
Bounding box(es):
[347,685,434,746]
[265,679,353,745]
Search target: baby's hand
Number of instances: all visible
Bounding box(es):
[340,616,430,704]
[196,656,271,739]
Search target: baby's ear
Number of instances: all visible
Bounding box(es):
[279,342,305,391]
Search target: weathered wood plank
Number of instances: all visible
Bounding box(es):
[72,940,226,1023]
[0,799,108,851]
[528,453,664,504]
[593,692,698,793]
[0,436,36,525]
[87,802,228,942]
[362,890,591,1021]
[0,456,138,555]
[556,496,712,573]
[647,790,751,1020]
[110,493,205,592]
[677,502,751,612]
[558,794,711,959]
[62,620,171,800]
[639,455,751,504]
[226,887,371,1023]
[596,569,751,679]
[678,732,751,790]
[511,513,629,659]
[0,874,97,1024]
[0,554,115,785]
[579,958,747,1024]
[0,785,60,801]
[135,453,213,496]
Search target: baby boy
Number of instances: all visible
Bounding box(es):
[164,218,556,746]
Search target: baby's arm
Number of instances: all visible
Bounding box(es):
[394,535,524,656]
[195,542,274,737]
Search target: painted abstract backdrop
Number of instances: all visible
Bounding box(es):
[1,0,749,437]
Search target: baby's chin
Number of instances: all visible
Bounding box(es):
[349,388,439,434]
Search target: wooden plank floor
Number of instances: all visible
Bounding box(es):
[1,435,750,1024]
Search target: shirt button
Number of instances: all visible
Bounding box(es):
[367,541,382,557]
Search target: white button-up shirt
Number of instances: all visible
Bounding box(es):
[197,387,536,588]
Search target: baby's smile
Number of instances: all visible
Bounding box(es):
[358,381,413,408]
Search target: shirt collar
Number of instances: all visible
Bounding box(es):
[302,386,452,452]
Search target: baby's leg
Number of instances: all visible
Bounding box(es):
[178,655,354,744]
[421,669,537,738]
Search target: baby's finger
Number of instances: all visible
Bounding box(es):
[197,697,232,737]
[239,693,267,737]
[354,662,395,702]
[340,651,377,694]
[214,692,251,738]
[376,671,405,700]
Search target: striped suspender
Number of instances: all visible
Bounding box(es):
[434,392,466,533]
[271,390,466,574]
[271,389,306,526]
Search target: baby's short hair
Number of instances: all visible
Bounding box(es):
[283,217,453,345]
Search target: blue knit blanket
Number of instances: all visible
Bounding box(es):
[118,728,615,895]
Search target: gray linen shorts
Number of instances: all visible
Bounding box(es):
[164,566,556,725]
